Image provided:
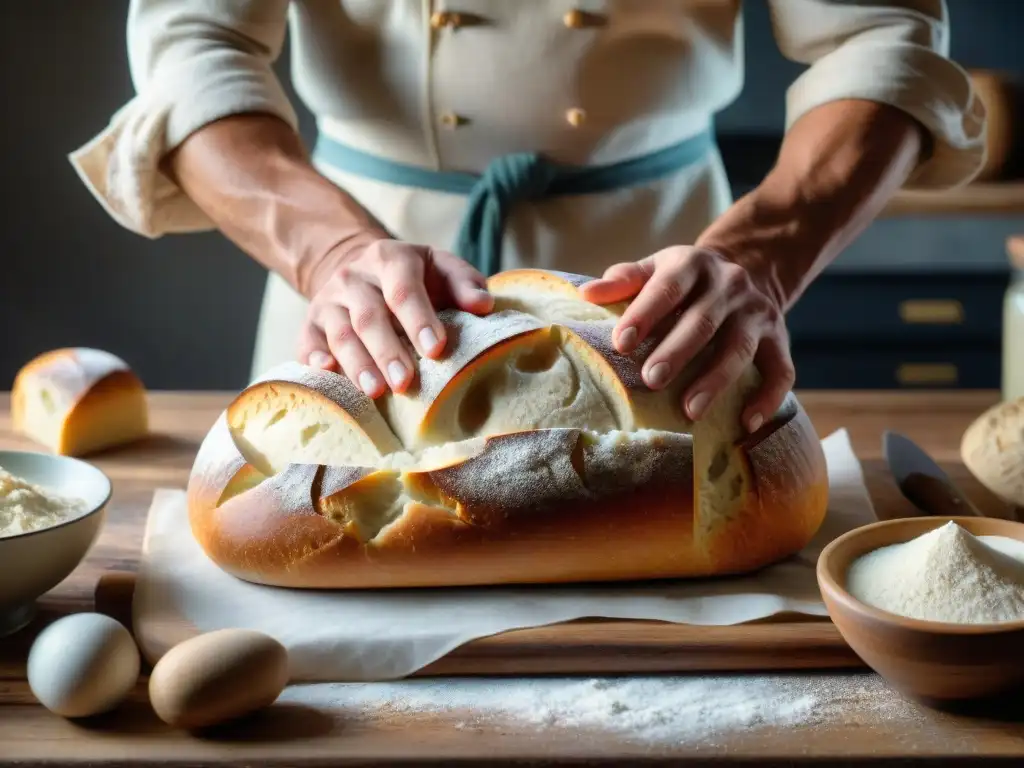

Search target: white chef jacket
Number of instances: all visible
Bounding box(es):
[70,0,986,381]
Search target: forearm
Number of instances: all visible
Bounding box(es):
[163,113,389,298]
[697,99,925,309]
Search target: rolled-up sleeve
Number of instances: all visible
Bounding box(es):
[768,0,986,190]
[69,0,296,238]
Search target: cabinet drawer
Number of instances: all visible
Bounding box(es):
[787,272,1007,345]
[790,343,1000,390]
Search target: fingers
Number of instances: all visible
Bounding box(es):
[432,249,494,315]
[679,317,761,422]
[613,255,701,355]
[741,336,796,432]
[377,252,448,359]
[303,240,472,397]
[314,305,387,398]
[642,292,731,391]
[297,321,339,373]
[338,275,418,393]
[578,261,652,306]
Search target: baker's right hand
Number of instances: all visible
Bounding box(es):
[297,239,494,398]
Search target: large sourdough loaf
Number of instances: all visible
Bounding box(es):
[12,348,149,457]
[188,269,829,588]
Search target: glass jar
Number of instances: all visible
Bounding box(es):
[1003,238,1024,401]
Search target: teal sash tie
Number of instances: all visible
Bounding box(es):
[313,128,715,277]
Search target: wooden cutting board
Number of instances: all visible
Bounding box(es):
[94,572,863,676]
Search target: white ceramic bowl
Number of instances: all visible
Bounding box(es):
[0,450,111,637]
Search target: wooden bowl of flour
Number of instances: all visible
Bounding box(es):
[817,516,1024,706]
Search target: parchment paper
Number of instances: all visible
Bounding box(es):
[133,428,874,682]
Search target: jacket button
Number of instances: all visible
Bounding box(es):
[430,11,464,29]
[566,108,586,127]
[563,9,605,28]
[439,112,466,128]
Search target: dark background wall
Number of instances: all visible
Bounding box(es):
[1,1,1022,391]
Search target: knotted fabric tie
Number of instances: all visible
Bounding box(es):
[312,128,716,277]
[455,153,558,278]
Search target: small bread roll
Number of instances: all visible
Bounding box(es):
[12,348,148,456]
[961,397,1024,507]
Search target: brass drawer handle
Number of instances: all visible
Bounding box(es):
[896,363,958,386]
[899,299,964,325]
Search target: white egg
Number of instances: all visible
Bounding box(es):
[27,612,140,718]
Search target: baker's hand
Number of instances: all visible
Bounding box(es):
[578,246,793,433]
[298,239,494,398]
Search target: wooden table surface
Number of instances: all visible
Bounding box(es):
[4,390,1024,767]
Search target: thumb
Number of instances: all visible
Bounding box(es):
[579,260,652,304]
[431,249,495,315]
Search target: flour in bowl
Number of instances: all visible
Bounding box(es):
[0,466,87,537]
[846,521,1024,624]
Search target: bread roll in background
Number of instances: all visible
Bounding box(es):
[11,348,149,456]
[968,70,1023,182]
[188,269,829,589]
[961,397,1024,508]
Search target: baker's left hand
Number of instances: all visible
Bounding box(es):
[578,246,792,433]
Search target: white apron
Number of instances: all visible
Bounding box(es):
[66,0,986,384]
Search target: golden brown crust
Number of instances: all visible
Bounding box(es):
[489,268,594,293]
[187,412,250,512]
[254,487,701,589]
[187,401,827,588]
[13,347,128,396]
[186,268,830,589]
[190,462,343,576]
[13,348,127,429]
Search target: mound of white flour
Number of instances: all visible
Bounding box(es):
[846,521,1024,624]
[0,466,86,537]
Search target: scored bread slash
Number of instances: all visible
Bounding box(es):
[192,462,344,579]
[380,309,546,449]
[186,267,829,589]
[317,465,403,543]
[408,428,591,527]
[187,411,251,511]
[558,322,692,433]
[225,362,404,475]
[409,428,695,529]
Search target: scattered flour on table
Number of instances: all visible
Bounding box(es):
[846,521,1024,624]
[278,674,917,744]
